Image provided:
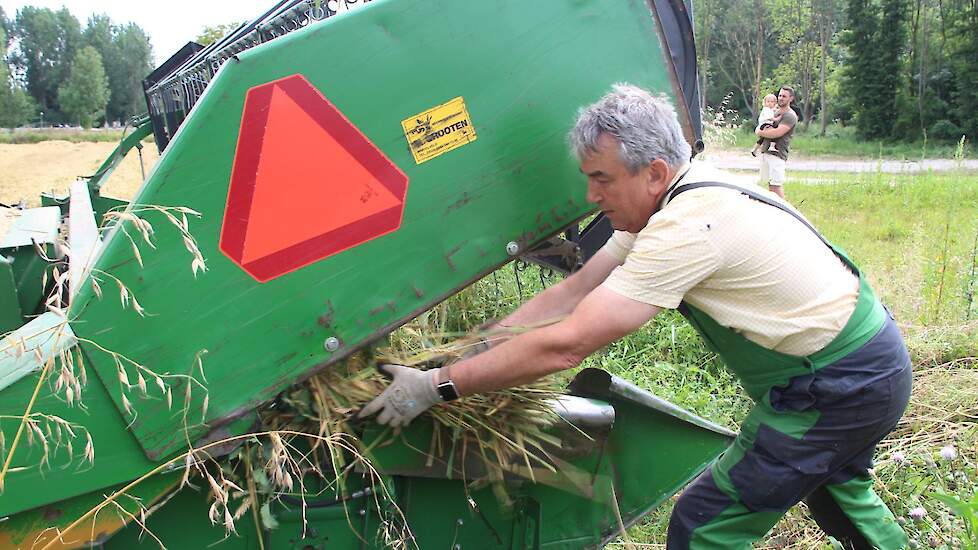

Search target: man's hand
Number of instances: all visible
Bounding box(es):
[357,364,441,427]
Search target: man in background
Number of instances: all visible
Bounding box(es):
[756,86,797,199]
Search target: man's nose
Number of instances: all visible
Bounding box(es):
[585,182,600,204]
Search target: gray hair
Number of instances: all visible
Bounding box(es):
[569,83,691,172]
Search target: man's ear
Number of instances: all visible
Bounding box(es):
[646,159,671,191]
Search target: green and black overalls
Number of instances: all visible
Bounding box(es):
[662,182,912,550]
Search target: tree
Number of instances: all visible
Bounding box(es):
[767,0,820,128]
[946,0,978,140]
[710,0,775,119]
[0,83,35,128]
[0,6,9,48]
[0,11,36,127]
[57,46,109,128]
[876,0,909,138]
[815,0,841,135]
[841,0,907,139]
[195,22,242,46]
[11,7,82,120]
[108,23,152,120]
[83,14,113,57]
[694,0,721,111]
[81,16,153,122]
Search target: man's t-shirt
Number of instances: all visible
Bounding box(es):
[601,163,858,356]
[767,108,797,161]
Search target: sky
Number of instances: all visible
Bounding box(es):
[1,0,260,65]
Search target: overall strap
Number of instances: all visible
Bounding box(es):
[667,181,858,274]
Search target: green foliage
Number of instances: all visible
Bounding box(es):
[105,24,153,121]
[793,171,978,327]
[0,6,8,48]
[11,6,82,120]
[930,492,978,547]
[877,448,978,549]
[195,22,242,47]
[948,20,978,142]
[0,85,36,128]
[731,123,974,158]
[82,16,153,122]
[695,0,973,145]
[0,14,36,128]
[0,127,131,143]
[841,0,909,139]
[57,46,110,128]
[7,9,151,125]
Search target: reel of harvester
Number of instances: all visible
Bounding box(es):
[0,1,730,548]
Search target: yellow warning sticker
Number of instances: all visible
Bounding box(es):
[401,97,477,164]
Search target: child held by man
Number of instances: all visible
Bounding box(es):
[751,93,782,157]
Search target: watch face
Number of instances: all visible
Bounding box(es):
[437,380,460,402]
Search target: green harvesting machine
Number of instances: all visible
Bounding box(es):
[0,1,736,548]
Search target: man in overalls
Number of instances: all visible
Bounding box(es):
[360,84,912,549]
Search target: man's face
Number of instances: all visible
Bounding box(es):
[777,88,793,108]
[579,134,664,233]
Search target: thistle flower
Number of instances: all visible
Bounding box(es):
[890,451,906,465]
[909,507,926,520]
[939,445,956,460]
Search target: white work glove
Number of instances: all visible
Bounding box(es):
[357,364,441,427]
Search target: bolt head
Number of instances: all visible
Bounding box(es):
[506,241,520,256]
[324,337,340,352]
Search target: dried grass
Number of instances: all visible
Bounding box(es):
[0,141,158,207]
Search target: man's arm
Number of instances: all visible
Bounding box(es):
[756,122,793,139]
[450,285,660,395]
[356,285,660,426]
[756,111,794,139]
[486,249,622,339]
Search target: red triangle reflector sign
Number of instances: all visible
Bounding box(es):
[220,74,409,283]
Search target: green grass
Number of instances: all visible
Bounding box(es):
[728,124,974,160]
[793,170,978,328]
[446,168,977,548]
[0,128,132,144]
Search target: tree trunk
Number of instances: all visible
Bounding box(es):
[818,5,830,137]
[753,0,765,116]
[698,0,714,112]
[918,1,929,134]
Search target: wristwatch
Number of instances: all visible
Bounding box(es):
[436,375,460,402]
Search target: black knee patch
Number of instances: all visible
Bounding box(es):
[728,424,836,512]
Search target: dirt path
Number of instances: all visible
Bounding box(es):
[702,148,978,173]
[0,141,159,207]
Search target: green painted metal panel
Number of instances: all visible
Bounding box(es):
[86,115,154,193]
[8,246,50,319]
[0,472,180,549]
[0,348,160,517]
[67,0,686,461]
[97,377,733,548]
[0,258,22,333]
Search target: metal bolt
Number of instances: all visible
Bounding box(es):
[456,518,464,526]
[358,509,366,516]
[324,337,340,352]
[453,545,462,550]
[506,241,520,256]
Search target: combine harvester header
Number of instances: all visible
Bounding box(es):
[0,1,731,548]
